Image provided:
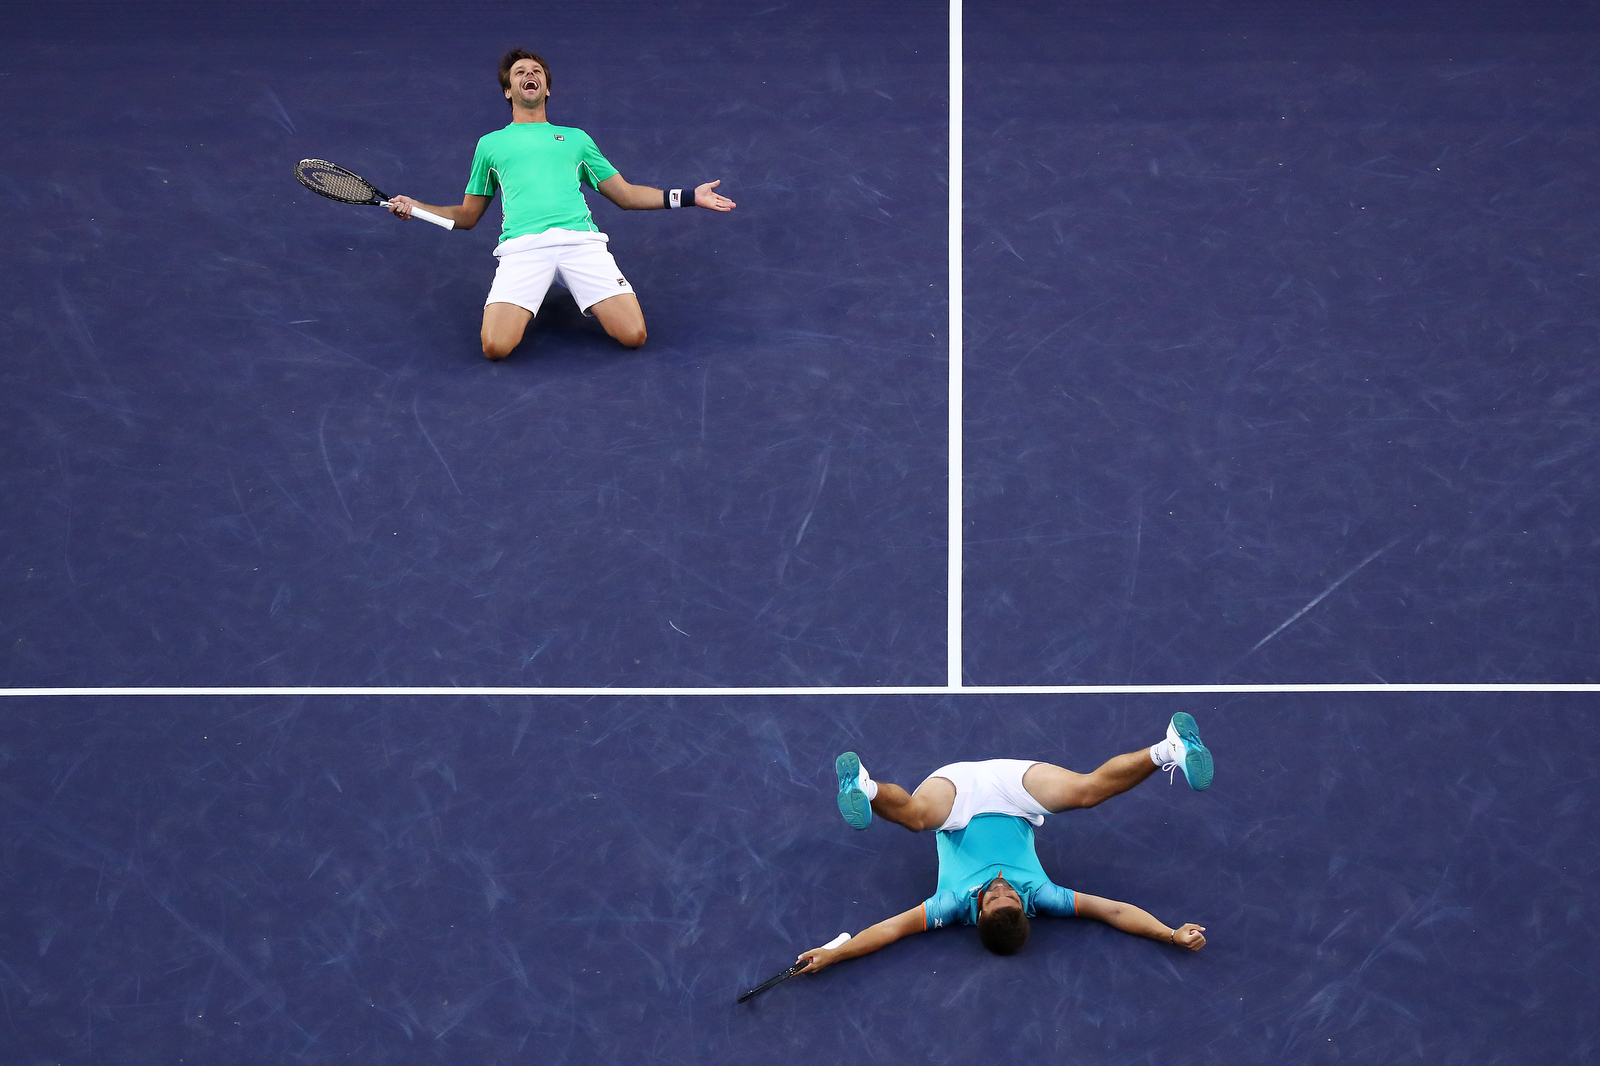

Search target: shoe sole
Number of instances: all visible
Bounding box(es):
[835,752,872,829]
[1171,712,1213,791]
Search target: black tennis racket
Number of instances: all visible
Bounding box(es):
[294,158,455,230]
[737,932,850,1003]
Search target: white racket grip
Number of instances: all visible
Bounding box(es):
[385,200,455,229]
[823,932,851,950]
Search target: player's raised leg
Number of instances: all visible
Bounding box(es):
[589,292,647,348]
[877,774,956,832]
[1021,751,1156,812]
[1022,712,1214,813]
[482,302,534,360]
[835,752,955,832]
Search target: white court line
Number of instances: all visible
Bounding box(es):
[2,684,1596,697]
[948,0,964,688]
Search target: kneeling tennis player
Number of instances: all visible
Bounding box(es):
[798,714,1214,971]
[386,48,736,358]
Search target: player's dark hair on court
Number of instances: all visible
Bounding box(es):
[977,908,1030,956]
[499,49,551,101]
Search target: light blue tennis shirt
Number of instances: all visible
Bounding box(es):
[921,814,1078,929]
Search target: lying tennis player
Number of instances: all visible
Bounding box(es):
[797,714,1213,971]
[385,48,736,358]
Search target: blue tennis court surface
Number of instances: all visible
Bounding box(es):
[0,1,947,688]
[965,1,1600,685]
[3,694,1595,1063]
[3,1,1598,1064]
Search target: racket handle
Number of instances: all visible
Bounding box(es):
[384,200,455,230]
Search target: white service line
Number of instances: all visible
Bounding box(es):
[3,684,1596,698]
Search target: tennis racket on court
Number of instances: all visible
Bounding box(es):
[737,932,851,1003]
[293,158,455,229]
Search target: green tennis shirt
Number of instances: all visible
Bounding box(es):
[465,122,619,244]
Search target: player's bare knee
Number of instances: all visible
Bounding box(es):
[482,337,515,360]
[613,324,647,348]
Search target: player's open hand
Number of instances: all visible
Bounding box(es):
[695,180,737,211]
[795,946,840,974]
[386,195,418,220]
[1172,923,1207,951]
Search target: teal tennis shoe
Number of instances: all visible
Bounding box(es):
[835,752,872,829]
[1167,713,1213,791]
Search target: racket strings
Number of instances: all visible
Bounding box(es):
[295,161,381,204]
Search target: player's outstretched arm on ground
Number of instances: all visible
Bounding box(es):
[1074,893,1207,951]
[796,905,925,974]
[386,193,494,229]
[596,174,737,212]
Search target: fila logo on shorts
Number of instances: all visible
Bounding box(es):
[617,277,626,286]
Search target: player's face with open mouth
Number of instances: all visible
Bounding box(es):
[508,60,547,106]
[978,875,1022,916]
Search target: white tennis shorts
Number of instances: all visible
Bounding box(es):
[923,759,1050,832]
[485,228,635,316]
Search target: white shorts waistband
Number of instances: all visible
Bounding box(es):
[494,228,610,257]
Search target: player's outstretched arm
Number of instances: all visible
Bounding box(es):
[796,905,925,974]
[1074,893,1207,951]
[386,194,494,229]
[596,174,737,212]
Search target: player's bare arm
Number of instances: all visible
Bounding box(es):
[797,905,926,974]
[386,193,493,228]
[1074,893,1207,951]
[596,174,737,212]
[387,178,734,222]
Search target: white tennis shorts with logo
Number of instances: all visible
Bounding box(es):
[922,759,1051,832]
[485,228,635,316]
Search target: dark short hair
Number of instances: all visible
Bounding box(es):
[499,48,551,100]
[977,906,1030,955]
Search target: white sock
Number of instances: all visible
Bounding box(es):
[1149,739,1178,767]
[858,763,879,801]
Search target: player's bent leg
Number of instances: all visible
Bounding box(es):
[873,775,955,832]
[1023,752,1158,812]
[1025,713,1214,811]
[482,302,534,360]
[832,753,953,832]
[589,293,647,348]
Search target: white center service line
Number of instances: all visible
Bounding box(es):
[948,0,964,689]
